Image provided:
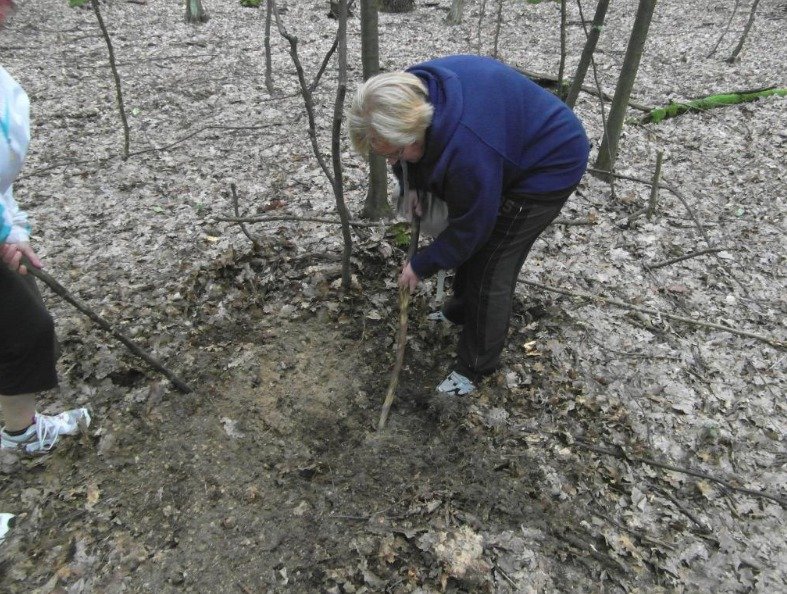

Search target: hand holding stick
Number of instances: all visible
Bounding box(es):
[379,163,420,430]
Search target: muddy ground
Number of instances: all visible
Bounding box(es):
[1,0,785,592]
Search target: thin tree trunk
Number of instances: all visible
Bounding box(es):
[565,0,610,109]
[446,0,464,25]
[557,0,567,98]
[185,0,209,23]
[272,1,354,288]
[90,0,130,159]
[593,0,657,179]
[272,2,334,186]
[726,0,760,63]
[492,0,504,58]
[360,0,390,220]
[332,0,353,288]
[264,0,274,94]
[476,0,488,53]
[707,0,740,58]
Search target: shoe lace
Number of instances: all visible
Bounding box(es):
[34,415,62,451]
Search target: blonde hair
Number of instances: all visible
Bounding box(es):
[348,72,433,155]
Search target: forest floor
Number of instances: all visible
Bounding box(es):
[1,0,785,592]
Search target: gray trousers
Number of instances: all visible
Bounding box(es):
[445,187,575,378]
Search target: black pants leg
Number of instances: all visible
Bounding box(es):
[0,267,58,395]
[455,189,573,378]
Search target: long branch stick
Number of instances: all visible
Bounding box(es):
[572,439,786,507]
[90,0,130,159]
[647,247,730,270]
[378,285,411,430]
[27,263,192,393]
[519,278,785,349]
[379,166,420,431]
[516,426,786,508]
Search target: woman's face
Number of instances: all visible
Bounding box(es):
[372,139,425,166]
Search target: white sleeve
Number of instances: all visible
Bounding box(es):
[0,66,32,244]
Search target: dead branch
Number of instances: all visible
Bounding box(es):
[516,425,786,508]
[218,214,591,229]
[21,122,286,179]
[379,165,420,431]
[649,483,713,534]
[707,0,740,57]
[550,527,632,575]
[572,439,786,508]
[378,285,411,431]
[27,263,192,394]
[215,214,382,227]
[90,0,130,159]
[264,0,274,94]
[553,217,597,226]
[647,150,663,219]
[518,278,785,349]
[727,0,760,63]
[271,0,335,187]
[309,33,339,93]
[647,247,730,270]
[516,67,652,112]
[230,184,261,250]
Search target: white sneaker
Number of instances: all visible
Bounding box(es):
[427,311,450,322]
[436,371,476,396]
[1,409,91,454]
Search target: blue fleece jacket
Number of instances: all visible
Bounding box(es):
[401,55,590,279]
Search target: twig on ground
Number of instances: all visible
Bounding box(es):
[20,122,286,178]
[647,247,730,270]
[216,214,381,228]
[593,511,677,551]
[229,184,261,250]
[519,278,784,349]
[572,439,786,507]
[646,151,663,219]
[513,426,786,508]
[550,527,632,575]
[27,263,192,394]
[553,217,597,226]
[516,66,651,112]
[649,483,713,535]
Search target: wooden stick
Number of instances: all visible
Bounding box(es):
[519,278,785,349]
[379,166,420,431]
[378,285,411,431]
[573,439,786,507]
[647,247,730,270]
[26,262,193,393]
[646,150,663,220]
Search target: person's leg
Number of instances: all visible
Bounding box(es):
[0,269,58,400]
[0,267,89,453]
[456,191,572,379]
[0,394,36,432]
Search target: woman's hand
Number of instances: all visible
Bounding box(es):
[0,242,42,275]
[398,262,420,292]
